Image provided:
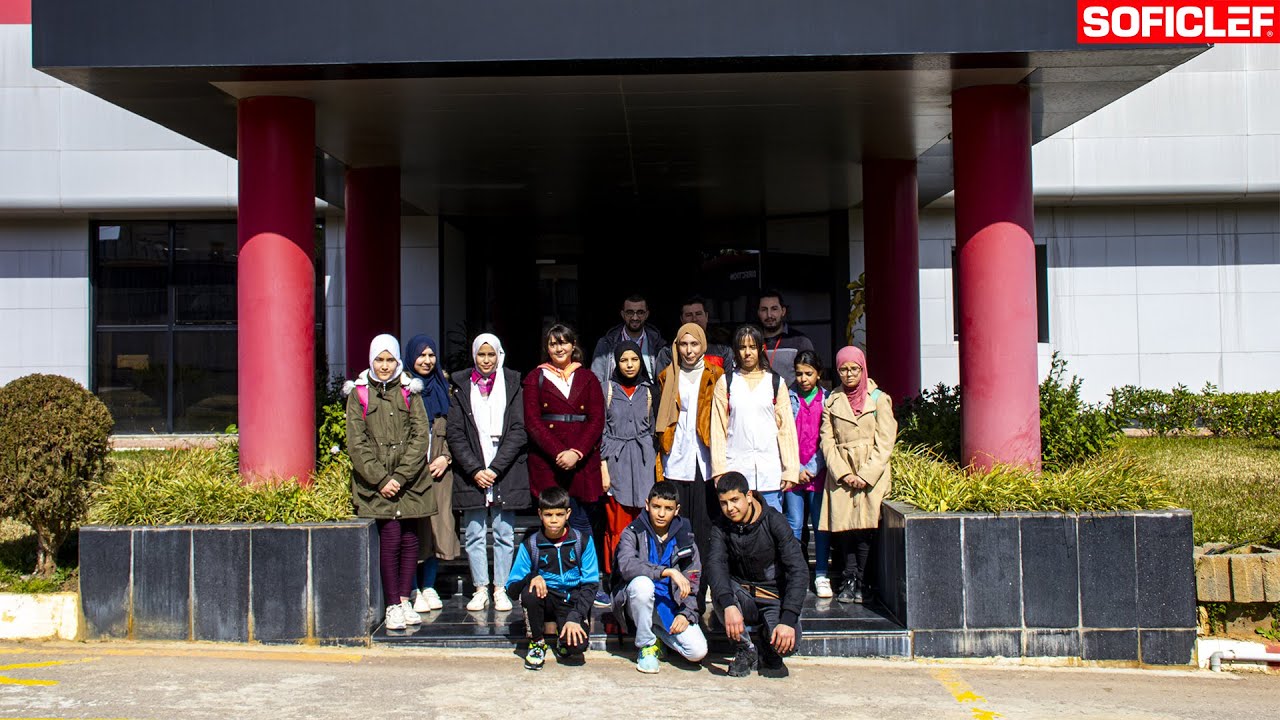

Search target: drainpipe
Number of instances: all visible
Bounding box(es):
[1208,649,1280,671]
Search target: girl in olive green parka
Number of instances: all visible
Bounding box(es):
[344,333,435,631]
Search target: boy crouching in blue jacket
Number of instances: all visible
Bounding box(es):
[507,486,600,670]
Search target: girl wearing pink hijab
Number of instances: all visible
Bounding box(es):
[818,346,898,605]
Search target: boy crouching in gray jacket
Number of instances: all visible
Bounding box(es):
[611,482,708,673]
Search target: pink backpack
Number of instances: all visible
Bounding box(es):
[355,384,412,418]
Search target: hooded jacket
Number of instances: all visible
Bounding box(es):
[610,513,702,629]
[344,370,436,520]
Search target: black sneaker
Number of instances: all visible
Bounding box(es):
[759,654,789,677]
[727,641,759,677]
[836,582,864,604]
[524,639,548,670]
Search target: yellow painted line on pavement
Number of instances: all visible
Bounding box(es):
[930,667,1004,719]
[0,643,363,665]
[0,658,101,686]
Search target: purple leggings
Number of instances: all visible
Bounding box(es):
[377,519,420,606]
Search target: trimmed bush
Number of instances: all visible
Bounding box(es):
[92,443,354,526]
[890,445,1176,514]
[1110,383,1280,439]
[895,355,1122,468]
[895,383,962,462]
[0,374,114,576]
[1039,354,1121,470]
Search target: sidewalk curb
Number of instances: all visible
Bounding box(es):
[1196,637,1280,672]
[0,592,81,640]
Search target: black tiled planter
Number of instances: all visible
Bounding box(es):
[881,502,1196,664]
[79,520,379,646]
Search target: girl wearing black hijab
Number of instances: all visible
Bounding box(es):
[600,340,658,574]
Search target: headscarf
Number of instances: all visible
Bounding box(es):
[835,345,869,413]
[470,333,507,400]
[611,340,648,388]
[655,323,707,434]
[403,334,449,419]
[367,334,402,386]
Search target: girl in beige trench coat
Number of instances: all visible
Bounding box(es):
[819,345,897,605]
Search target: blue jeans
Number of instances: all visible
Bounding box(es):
[759,490,783,513]
[783,489,830,577]
[462,507,515,588]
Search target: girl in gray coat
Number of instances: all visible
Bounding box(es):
[600,341,658,576]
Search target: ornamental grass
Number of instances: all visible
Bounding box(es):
[889,445,1176,515]
[90,444,354,526]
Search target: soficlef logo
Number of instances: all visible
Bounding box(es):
[1078,1,1279,43]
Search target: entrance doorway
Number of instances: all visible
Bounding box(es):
[443,211,847,375]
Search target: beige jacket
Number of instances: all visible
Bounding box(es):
[709,370,800,489]
[818,379,897,532]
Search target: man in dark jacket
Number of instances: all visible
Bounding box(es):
[590,294,665,387]
[611,482,708,673]
[653,295,734,376]
[706,471,808,678]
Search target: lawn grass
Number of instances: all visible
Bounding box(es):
[1121,436,1280,547]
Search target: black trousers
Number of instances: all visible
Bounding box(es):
[520,587,589,654]
[669,464,717,612]
[835,529,876,587]
[714,584,802,653]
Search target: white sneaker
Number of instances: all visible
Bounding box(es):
[384,603,406,631]
[411,589,429,613]
[493,588,513,612]
[815,575,834,599]
[401,600,422,625]
[466,587,490,611]
[421,587,444,611]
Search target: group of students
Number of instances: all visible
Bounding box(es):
[344,292,898,678]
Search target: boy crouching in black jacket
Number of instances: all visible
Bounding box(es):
[611,482,709,674]
[706,471,808,678]
[506,486,600,670]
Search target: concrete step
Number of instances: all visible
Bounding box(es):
[373,591,910,658]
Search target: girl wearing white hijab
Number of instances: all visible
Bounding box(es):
[344,333,433,631]
[446,333,531,613]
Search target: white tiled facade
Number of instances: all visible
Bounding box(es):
[1,13,1277,410]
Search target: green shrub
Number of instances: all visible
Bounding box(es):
[1039,353,1121,470]
[317,376,348,471]
[92,444,354,526]
[0,374,114,577]
[896,383,962,463]
[1110,384,1280,439]
[895,355,1122,468]
[889,445,1175,514]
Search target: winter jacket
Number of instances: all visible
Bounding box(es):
[706,501,809,628]
[506,527,600,626]
[819,379,897,532]
[590,324,665,388]
[523,367,606,503]
[344,370,436,520]
[611,514,702,629]
[446,367,531,512]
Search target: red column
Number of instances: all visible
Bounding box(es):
[952,84,1041,470]
[344,167,401,376]
[237,97,316,483]
[862,158,921,402]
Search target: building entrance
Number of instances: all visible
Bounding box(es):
[443,212,847,375]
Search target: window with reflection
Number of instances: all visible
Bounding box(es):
[92,220,324,433]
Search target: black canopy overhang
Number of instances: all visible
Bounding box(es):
[32,0,1205,219]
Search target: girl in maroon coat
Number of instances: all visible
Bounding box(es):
[522,323,606,543]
